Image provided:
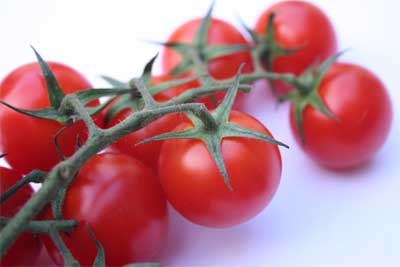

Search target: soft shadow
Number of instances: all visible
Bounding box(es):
[157,205,190,266]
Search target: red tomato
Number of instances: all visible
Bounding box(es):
[161,18,253,108]
[158,110,282,227]
[106,75,190,170]
[0,167,42,266]
[0,62,102,174]
[254,1,337,95]
[290,63,393,168]
[41,153,168,266]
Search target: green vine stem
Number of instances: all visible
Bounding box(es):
[0,5,299,264]
[0,217,77,234]
[0,91,229,257]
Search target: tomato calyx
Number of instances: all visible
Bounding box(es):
[138,66,288,190]
[243,13,303,71]
[157,3,250,77]
[279,52,344,142]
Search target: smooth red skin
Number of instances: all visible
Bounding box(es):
[41,153,168,266]
[0,167,42,266]
[161,18,253,108]
[159,110,282,228]
[290,63,393,168]
[254,1,337,95]
[106,75,188,170]
[0,62,101,174]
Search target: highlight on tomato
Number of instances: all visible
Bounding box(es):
[41,153,168,266]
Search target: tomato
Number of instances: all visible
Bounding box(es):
[161,18,253,108]
[0,167,42,266]
[254,1,337,95]
[41,153,168,266]
[158,110,282,227]
[0,62,102,174]
[106,75,191,170]
[290,63,393,168]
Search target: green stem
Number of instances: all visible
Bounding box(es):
[0,217,77,234]
[0,99,215,257]
[62,95,100,138]
[49,227,80,266]
[0,170,46,204]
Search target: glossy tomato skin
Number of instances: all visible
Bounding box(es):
[106,75,188,170]
[290,63,393,168]
[0,62,101,174]
[41,153,168,266]
[254,1,337,95]
[0,167,42,266]
[159,111,282,228]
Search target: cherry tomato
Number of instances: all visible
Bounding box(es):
[158,110,282,227]
[106,75,190,170]
[41,153,168,266]
[0,167,42,266]
[290,63,393,168]
[0,62,102,174]
[161,18,253,108]
[254,1,337,95]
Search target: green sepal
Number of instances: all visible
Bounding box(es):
[75,88,132,106]
[150,76,198,96]
[170,58,194,77]
[312,51,345,89]
[283,52,344,144]
[204,44,250,61]
[87,225,105,267]
[101,75,129,88]
[222,123,289,149]
[203,134,232,190]
[0,101,68,123]
[141,53,158,85]
[85,96,117,117]
[136,66,288,190]
[193,1,214,49]
[31,46,65,109]
[238,16,262,44]
[136,128,200,146]
[292,98,307,143]
[213,65,243,122]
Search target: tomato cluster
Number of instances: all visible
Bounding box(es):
[0,1,393,266]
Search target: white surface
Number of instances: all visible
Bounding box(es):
[1,1,399,266]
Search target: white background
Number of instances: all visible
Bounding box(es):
[1,0,399,266]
